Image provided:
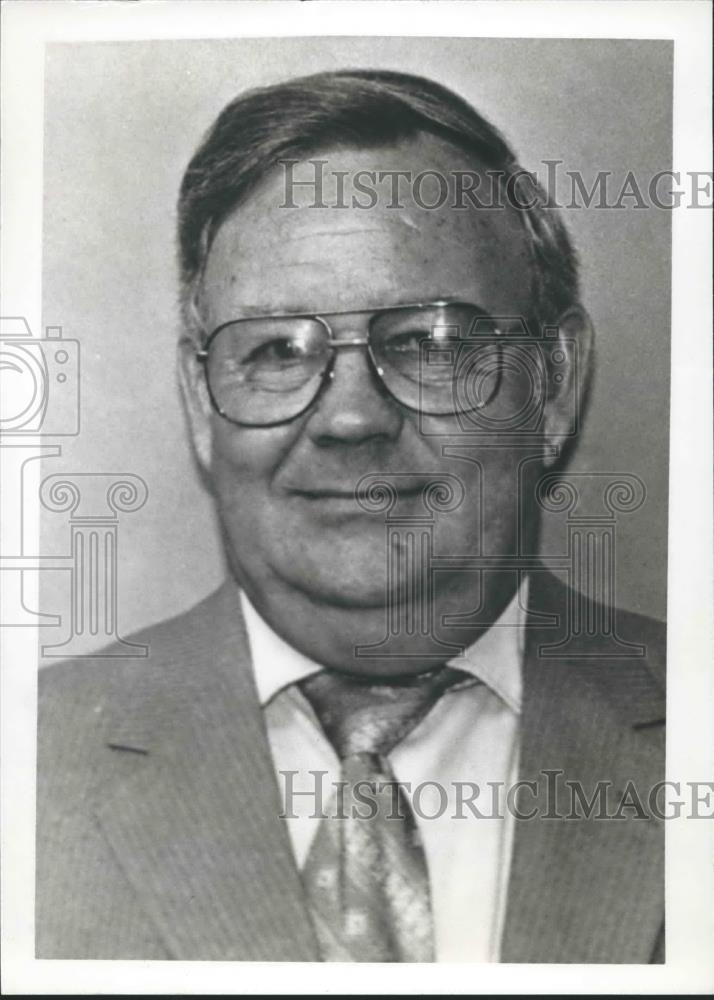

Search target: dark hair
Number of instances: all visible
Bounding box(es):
[177,68,579,336]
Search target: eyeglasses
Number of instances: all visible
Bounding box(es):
[196,300,505,428]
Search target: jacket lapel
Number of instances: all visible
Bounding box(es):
[501,569,665,963]
[95,583,319,961]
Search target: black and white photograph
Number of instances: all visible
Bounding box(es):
[1,1,712,994]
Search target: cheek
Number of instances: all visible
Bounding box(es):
[208,415,296,500]
[428,444,524,552]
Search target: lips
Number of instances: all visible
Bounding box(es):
[293,490,360,500]
[287,484,432,512]
[289,482,427,500]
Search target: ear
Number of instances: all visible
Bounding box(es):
[542,305,595,468]
[177,336,213,472]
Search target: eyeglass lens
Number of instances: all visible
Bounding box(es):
[204,304,504,426]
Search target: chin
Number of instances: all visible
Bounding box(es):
[281,563,390,609]
[265,532,383,601]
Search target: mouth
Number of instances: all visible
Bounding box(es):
[293,489,360,500]
[288,483,429,507]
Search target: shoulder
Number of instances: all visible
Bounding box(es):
[528,568,666,720]
[40,582,237,697]
[40,591,200,708]
[38,582,244,780]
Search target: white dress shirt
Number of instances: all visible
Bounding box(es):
[240,580,528,962]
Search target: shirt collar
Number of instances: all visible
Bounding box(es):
[446,576,528,714]
[241,575,528,715]
[240,591,323,707]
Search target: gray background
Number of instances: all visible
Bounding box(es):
[40,37,672,653]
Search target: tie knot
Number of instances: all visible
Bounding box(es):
[298,665,470,760]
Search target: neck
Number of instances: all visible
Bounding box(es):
[232,563,525,677]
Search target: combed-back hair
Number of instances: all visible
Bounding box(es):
[177,69,579,338]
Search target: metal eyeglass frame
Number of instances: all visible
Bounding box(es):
[194,299,504,428]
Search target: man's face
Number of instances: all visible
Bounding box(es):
[185,135,551,670]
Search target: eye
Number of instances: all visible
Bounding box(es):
[246,337,311,366]
[383,329,429,354]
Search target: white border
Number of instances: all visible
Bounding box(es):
[2,1,712,994]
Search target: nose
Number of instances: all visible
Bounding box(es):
[304,342,404,446]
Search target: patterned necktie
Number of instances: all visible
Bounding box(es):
[298,665,470,962]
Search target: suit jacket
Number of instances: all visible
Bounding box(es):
[36,569,666,962]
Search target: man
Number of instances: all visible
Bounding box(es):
[36,69,665,962]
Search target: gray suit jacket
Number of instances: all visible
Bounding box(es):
[36,569,665,962]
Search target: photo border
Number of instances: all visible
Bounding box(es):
[2,1,712,994]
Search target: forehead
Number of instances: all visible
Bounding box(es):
[200,135,534,323]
